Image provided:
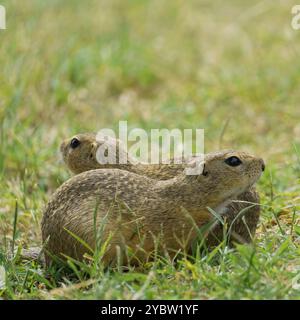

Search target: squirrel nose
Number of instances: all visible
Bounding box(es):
[261,160,265,172]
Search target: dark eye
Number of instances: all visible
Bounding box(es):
[70,138,80,149]
[225,156,242,167]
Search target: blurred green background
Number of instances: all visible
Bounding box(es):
[0,0,300,299]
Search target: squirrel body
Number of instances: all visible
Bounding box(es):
[59,133,263,247]
[42,149,264,266]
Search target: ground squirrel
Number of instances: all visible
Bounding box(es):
[60,133,263,247]
[42,150,265,266]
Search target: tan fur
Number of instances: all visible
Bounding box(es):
[42,150,264,266]
[60,133,262,248]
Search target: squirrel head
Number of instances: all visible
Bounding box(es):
[184,150,265,199]
[60,133,101,174]
[60,133,129,174]
[183,150,265,200]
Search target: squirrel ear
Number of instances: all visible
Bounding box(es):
[91,141,98,149]
[185,157,206,176]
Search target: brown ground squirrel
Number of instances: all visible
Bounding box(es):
[60,133,263,247]
[42,150,265,266]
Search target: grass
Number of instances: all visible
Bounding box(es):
[0,0,300,299]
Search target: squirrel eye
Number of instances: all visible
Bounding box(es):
[70,138,80,149]
[225,156,242,167]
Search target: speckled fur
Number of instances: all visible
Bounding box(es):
[60,133,262,248]
[42,149,264,266]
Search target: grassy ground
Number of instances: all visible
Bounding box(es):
[0,0,300,299]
